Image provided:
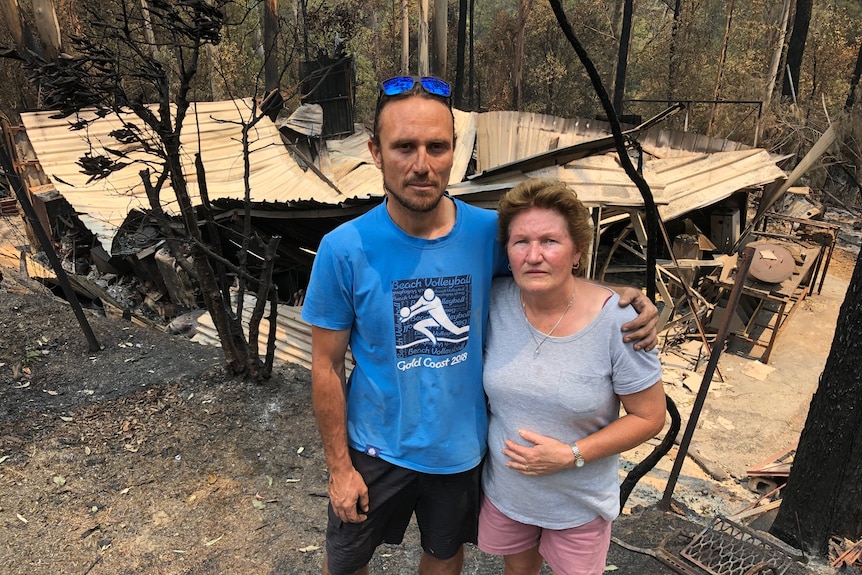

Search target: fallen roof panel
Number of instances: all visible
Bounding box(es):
[20,99,349,250]
[450,147,785,220]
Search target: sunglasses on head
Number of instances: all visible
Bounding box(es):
[373,76,453,139]
[379,76,452,100]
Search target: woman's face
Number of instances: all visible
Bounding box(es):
[507,207,582,296]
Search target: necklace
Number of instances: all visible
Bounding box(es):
[521,289,575,358]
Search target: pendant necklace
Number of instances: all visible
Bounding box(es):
[521,289,575,358]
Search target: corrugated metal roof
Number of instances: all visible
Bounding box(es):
[19,101,783,255]
[193,290,355,373]
[20,101,478,251]
[450,147,785,221]
[475,111,613,172]
[472,109,754,173]
[20,99,346,250]
[651,148,785,220]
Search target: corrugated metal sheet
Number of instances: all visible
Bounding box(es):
[450,148,786,221]
[639,125,749,158]
[280,103,324,137]
[652,148,785,220]
[449,154,662,209]
[20,99,347,250]
[193,291,354,373]
[18,100,782,260]
[475,111,612,172]
[473,109,754,172]
[20,102,478,251]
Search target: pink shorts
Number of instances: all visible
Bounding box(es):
[478,496,612,575]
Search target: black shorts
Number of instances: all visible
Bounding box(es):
[324,448,481,575]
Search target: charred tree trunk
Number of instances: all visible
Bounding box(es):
[512,0,533,110]
[770,248,862,555]
[764,0,792,107]
[401,0,409,74]
[706,0,734,136]
[299,0,309,62]
[468,0,475,109]
[667,0,681,102]
[247,236,280,380]
[263,0,278,93]
[195,154,232,305]
[0,0,25,49]
[845,41,862,112]
[782,0,811,100]
[32,0,62,59]
[612,0,633,115]
[163,140,249,375]
[419,0,430,76]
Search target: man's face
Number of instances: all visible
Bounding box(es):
[368,96,455,214]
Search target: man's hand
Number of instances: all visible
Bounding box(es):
[328,467,369,523]
[616,287,659,351]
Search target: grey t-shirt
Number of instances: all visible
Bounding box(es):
[482,278,662,529]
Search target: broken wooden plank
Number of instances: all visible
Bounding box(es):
[831,538,862,568]
[728,499,782,521]
[747,442,798,478]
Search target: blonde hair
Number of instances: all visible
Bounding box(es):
[497,178,592,274]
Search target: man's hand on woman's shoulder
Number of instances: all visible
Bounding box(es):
[615,287,658,352]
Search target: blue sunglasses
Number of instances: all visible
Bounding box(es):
[379,76,452,99]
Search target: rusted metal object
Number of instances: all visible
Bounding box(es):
[660,245,756,510]
[745,442,797,494]
[680,517,799,575]
[748,242,796,284]
[612,531,703,575]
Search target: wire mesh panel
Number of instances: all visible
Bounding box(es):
[680,517,797,575]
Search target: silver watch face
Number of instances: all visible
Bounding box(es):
[572,445,585,467]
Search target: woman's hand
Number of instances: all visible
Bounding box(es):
[502,429,575,475]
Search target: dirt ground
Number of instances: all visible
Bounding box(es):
[0,230,859,574]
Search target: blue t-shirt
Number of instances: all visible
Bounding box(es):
[302,198,505,474]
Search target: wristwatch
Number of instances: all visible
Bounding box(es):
[571,443,585,468]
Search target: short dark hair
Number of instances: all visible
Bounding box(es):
[497,178,593,275]
[372,78,455,146]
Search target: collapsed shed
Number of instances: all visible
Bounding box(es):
[2,96,829,368]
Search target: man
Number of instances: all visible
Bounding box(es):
[301,76,658,575]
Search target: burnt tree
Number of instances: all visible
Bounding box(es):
[771,44,862,553]
[611,0,632,116]
[770,248,862,555]
[26,0,282,380]
[845,41,862,112]
[782,0,811,101]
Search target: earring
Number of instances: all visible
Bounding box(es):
[572,262,580,271]
[507,263,512,271]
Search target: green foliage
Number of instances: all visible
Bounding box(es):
[22,349,42,367]
[520,0,615,117]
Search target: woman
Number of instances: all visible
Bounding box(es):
[478,178,666,575]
